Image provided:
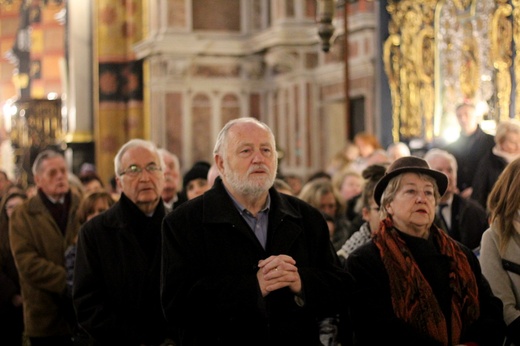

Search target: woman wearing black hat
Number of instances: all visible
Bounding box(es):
[183,161,211,201]
[345,156,506,345]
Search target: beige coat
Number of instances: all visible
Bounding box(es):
[480,220,520,327]
[9,192,80,337]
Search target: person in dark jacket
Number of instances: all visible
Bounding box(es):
[443,103,495,199]
[73,139,174,345]
[161,117,351,346]
[345,156,506,346]
[424,148,489,252]
[0,191,27,345]
[471,118,520,210]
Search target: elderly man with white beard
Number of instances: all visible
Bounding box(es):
[161,117,351,346]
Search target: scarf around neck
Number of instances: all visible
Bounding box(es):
[373,217,480,345]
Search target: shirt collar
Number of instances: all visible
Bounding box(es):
[224,184,271,215]
[440,194,453,207]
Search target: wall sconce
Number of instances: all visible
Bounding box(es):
[316,0,336,52]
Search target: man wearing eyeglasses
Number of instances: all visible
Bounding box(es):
[73,139,175,345]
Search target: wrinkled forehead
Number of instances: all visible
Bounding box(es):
[162,155,176,169]
[227,122,275,148]
[40,156,67,171]
[121,146,160,165]
[427,155,452,170]
[396,172,436,189]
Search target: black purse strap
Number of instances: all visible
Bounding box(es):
[502,259,520,276]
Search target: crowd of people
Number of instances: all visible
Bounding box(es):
[0,106,519,345]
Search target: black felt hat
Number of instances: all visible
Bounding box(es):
[183,161,211,189]
[373,156,448,206]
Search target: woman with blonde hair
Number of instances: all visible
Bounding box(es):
[479,157,520,345]
[472,118,520,209]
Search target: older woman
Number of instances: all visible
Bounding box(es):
[345,156,505,345]
[472,118,520,209]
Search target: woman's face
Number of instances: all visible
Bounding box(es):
[319,192,337,217]
[341,175,363,201]
[499,131,520,154]
[87,198,111,221]
[362,198,381,234]
[385,173,436,237]
[355,138,375,158]
[5,196,25,218]
[186,178,210,200]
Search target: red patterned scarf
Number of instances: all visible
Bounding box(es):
[373,217,480,345]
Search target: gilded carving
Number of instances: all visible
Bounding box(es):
[453,0,472,11]
[513,0,520,119]
[490,2,513,121]
[435,0,493,137]
[384,0,520,142]
[384,0,436,141]
[460,23,480,100]
[383,34,401,143]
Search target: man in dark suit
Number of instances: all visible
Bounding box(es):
[73,139,174,345]
[443,103,495,199]
[161,117,350,345]
[425,148,489,252]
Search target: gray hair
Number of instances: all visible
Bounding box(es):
[386,142,411,158]
[158,148,180,171]
[32,149,65,175]
[213,117,276,158]
[158,148,182,186]
[495,118,520,145]
[114,139,164,177]
[423,148,458,171]
[455,103,475,113]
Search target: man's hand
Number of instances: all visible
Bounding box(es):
[257,255,301,297]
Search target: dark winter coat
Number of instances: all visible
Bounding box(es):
[444,126,495,193]
[73,194,172,345]
[471,150,507,209]
[434,193,489,250]
[345,229,505,346]
[161,178,350,346]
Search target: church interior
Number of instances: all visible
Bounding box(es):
[0,0,515,187]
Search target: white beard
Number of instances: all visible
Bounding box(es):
[223,161,276,199]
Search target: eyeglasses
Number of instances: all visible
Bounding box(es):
[119,164,162,177]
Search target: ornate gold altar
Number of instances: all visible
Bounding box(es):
[8,99,64,185]
[384,0,518,143]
